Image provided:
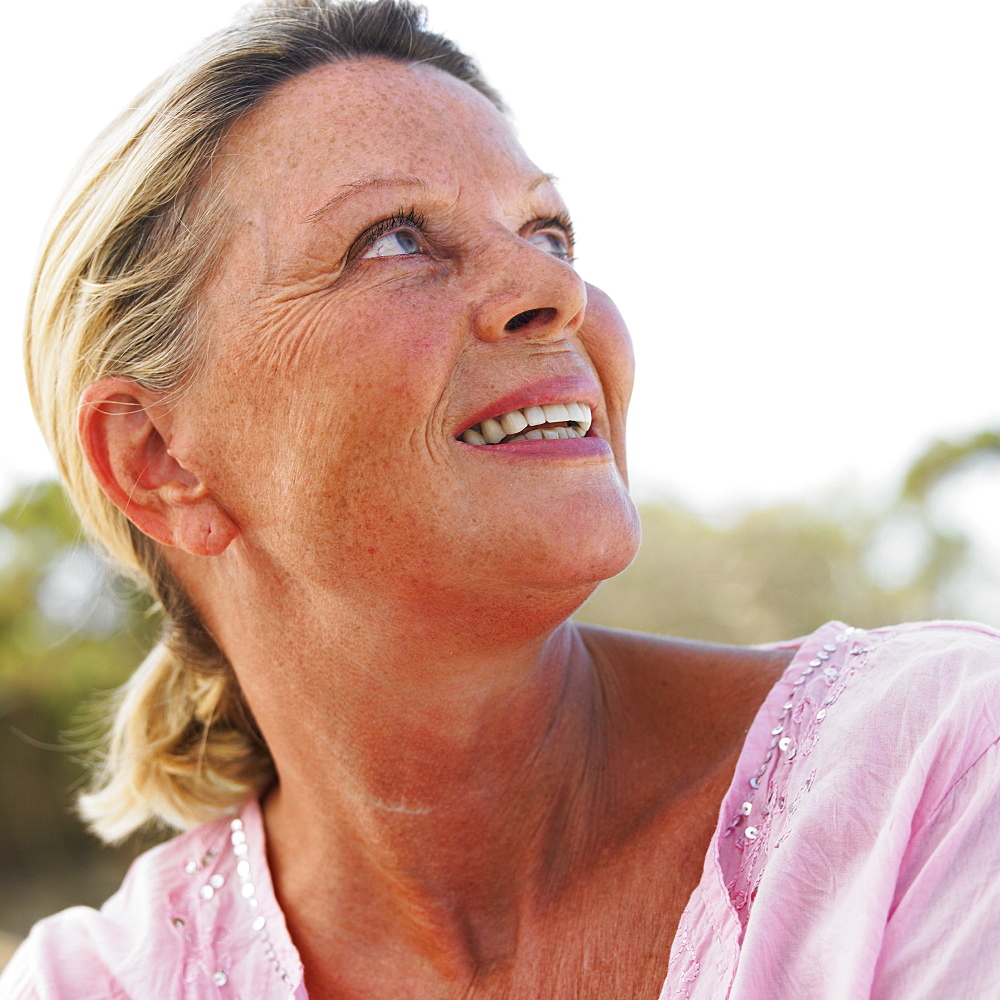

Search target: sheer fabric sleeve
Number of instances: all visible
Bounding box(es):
[871,737,1000,998]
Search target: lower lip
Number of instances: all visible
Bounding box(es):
[455,435,613,460]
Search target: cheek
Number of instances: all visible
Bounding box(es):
[579,284,634,423]
[190,288,461,528]
[217,284,452,415]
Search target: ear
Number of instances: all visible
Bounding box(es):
[78,377,239,557]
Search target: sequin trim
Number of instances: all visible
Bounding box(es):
[180,813,298,996]
[230,816,298,994]
[722,627,857,852]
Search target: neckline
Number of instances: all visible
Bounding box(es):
[681,620,857,954]
[232,797,305,995]
[232,621,855,1000]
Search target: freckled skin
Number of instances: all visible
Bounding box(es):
[174,60,638,629]
[82,60,794,999]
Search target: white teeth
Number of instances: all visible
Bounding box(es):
[480,417,505,444]
[499,409,528,435]
[460,401,593,445]
[541,402,569,423]
[460,428,486,446]
[569,403,592,433]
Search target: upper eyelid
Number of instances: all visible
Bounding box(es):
[525,214,574,236]
[365,212,425,241]
[522,215,576,257]
[524,213,574,239]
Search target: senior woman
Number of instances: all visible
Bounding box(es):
[4,1,1000,997]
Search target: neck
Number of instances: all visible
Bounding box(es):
[212,576,625,978]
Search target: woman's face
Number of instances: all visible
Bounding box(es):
[171,58,640,612]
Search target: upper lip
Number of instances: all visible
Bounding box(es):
[453,375,603,437]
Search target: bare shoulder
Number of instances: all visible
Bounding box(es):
[557,623,801,961]
[577,622,796,710]
[576,623,798,765]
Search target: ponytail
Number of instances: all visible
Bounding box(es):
[79,634,273,843]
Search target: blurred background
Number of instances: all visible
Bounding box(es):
[2,0,999,963]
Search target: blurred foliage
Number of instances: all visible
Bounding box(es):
[903,430,1000,503]
[576,499,967,642]
[1,431,997,940]
[0,481,160,938]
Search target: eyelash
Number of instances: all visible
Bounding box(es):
[530,213,576,261]
[349,208,576,262]
[351,208,428,260]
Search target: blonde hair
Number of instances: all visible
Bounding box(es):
[26,0,502,843]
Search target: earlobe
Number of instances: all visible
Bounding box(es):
[169,491,239,557]
[78,378,239,557]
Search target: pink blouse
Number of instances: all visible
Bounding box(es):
[4,620,1000,999]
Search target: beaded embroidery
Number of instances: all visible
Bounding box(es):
[716,624,873,922]
[178,812,298,996]
[722,627,857,854]
[229,815,298,994]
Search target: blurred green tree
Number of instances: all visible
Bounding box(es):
[902,429,1000,503]
[576,498,967,643]
[0,481,159,937]
[580,428,1000,642]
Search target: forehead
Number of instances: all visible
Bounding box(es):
[217,58,539,219]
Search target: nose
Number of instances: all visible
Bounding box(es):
[471,232,587,344]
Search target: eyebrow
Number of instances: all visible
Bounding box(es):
[304,172,559,224]
[531,173,558,192]
[305,176,430,224]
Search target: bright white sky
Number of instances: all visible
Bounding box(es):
[3,1,999,537]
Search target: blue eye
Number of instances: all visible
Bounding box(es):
[362,230,422,258]
[526,230,571,261]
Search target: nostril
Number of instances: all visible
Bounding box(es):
[504,308,541,332]
[504,307,556,333]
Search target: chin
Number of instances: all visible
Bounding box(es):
[507,487,642,595]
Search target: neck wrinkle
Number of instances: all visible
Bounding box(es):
[259,620,619,979]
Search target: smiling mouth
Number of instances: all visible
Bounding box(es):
[459,403,593,446]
